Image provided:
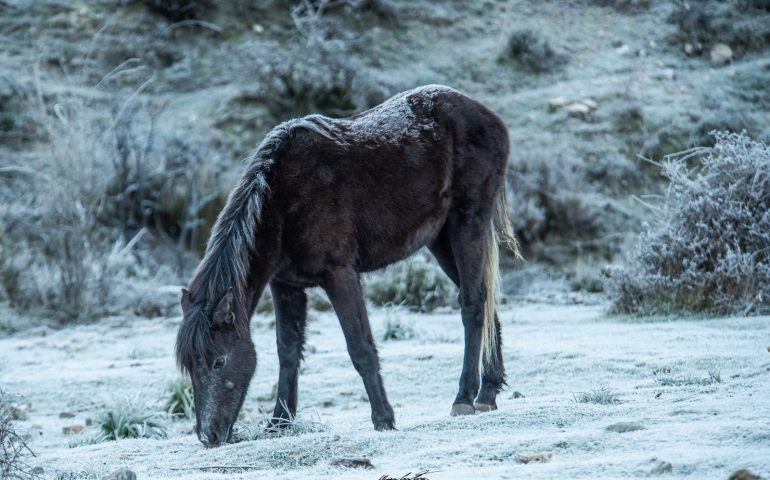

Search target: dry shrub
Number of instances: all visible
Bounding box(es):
[500,30,567,73]
[666,1,770,57]
[365,254,457,312]
[507,154,609,259]
[0,92,223,322]
[0,390,38,480]
[608,132,770,315]
[241,38,390,121]
[589,0,650,12]
[137,0,214,21]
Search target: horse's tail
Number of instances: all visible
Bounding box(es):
[481,181,521,372]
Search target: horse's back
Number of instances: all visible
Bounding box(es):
[270,85,508,278]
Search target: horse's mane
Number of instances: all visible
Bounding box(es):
[175,116,337,373]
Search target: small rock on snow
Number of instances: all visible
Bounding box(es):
[650,460,673,475]
[728,469,764,480]
[605,421,645,433]
[517,451,553,464]
[102,468,137,480]
[710,43,733,65]
[331,458,374,469]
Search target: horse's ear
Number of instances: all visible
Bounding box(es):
[212,288,234,328]
[181,288,192,314]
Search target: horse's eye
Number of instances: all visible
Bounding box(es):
[212,357,226,370]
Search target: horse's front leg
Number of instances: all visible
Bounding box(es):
[323,267,395,430]
[268,281,307,429]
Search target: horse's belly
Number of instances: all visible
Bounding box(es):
[356,196,450,272]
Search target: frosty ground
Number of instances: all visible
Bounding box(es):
[1,297,769,480]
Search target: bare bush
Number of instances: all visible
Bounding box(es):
[607,132,770,315]
[589,0,650,12]
[667,1,770,57]
[507,154,609,259]
[500,30,567,73]
[241,38,389,121]
[0,92,223,322]
[1,390,38,480]
[136,0,214,21]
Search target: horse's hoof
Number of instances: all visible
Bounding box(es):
[373,418,396,431]
[450,403,475,416]
[474,402,497,412]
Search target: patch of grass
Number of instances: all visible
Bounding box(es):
[94,398,167,441]
[574,387,622,405]
[164,378,194,420]
[380,309,416,342]
[366,254,457,312]
[653,368,722,386]
[500,30,567,73]
[232,405,326,442]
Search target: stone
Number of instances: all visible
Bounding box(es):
[565,102,591,117]
[59,411,76,418]
[517,451,553,464]
[548,96,570,112]
[650,461,673,475]
[710,43,733,65]
[511,391,525,399]
[728,469,763,480]
[605,421,645,433]
[581,99,598,110]
[102,468,137,480]
[331,458,374,469]
[62,424,84,435]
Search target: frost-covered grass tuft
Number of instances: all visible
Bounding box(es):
[94,398,167,441]
[366,255,457,312]
[232,406,326,443]
[574,387,622,405]
[380,308,416,341]
[164,378,194,420]
[608,132,770,315]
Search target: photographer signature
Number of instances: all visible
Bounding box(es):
[378,470,438,480]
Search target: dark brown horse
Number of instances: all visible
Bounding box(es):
[176,85,520,447]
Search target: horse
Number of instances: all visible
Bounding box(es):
[175,84,520,447]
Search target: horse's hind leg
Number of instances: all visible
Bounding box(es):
[269,281,308,428]
[430,231,506,412]
[323,267,395,430]
[430,229,505,413]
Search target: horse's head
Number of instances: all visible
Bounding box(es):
[177,288,256,448]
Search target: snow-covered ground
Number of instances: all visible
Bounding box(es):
[1,301,769,479]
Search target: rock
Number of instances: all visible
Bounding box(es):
[331,458,374,469]
[653,68,676,81]
[102,468,137,480]
[511,391,525,399]
[548,96,570,112]
[59,411,76,418]
[616,44,631,55]
[565,102,591,118]
[710,43,733,65]
[517,451,553,464]
[62,424,84,435]
[5,402,31,420]
[581,99,598,110]
[650,461,673,475]
[729,469,763,480]
[605,421,645,433]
